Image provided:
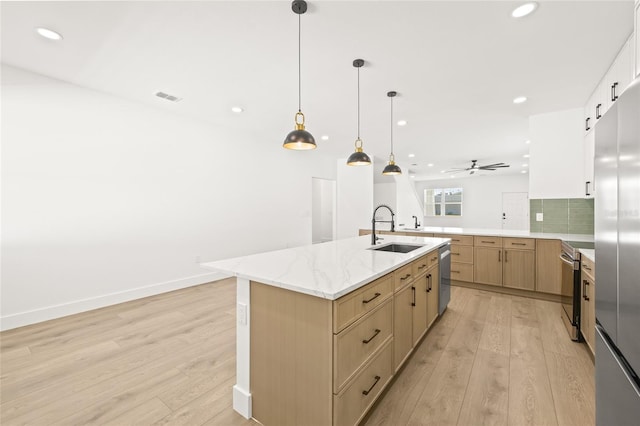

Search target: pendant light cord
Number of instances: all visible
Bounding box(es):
[357,66,360,139]
[390,95,394,155]
[298,13,301,113]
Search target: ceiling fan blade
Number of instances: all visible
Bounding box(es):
[470,170,475,175]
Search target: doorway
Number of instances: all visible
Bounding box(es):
[312,178,336,244]
[502,192,529,231]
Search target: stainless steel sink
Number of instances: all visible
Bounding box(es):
[370,243,424,253]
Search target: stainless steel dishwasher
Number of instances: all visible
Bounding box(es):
[439,243,451,315]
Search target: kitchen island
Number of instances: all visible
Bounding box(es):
[201,234,450,426]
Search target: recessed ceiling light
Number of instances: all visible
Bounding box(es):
[523,154,530,158]
[35,27,63,41]
[397,120,407,126]
[512,2,538,18]
[522,163,529,167]
[451,175,456,178]
[427,163,434,167]
[525,139,531,144]
[408,153,415,158]
[513,96,528,104]
[521,170,528,174]
[410,175,415,179]
[440,170,446,173]
[231,106,244,113]
[321,135,329,141]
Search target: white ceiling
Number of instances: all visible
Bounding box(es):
[1,1,634,181]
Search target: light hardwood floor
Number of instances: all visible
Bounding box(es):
[0,280,594,426]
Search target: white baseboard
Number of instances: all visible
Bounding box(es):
[0,271,229,331]
[233,384,252,419]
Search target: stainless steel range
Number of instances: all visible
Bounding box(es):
[559,240,594,340]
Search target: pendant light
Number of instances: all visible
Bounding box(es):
[283,0,316,150]
[382,91,402,175]
[346,59,372,166]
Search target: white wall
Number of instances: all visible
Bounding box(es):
[374,183,396,210]
[394,173,425,229]
[529,108,584,199]
[312,178,335,244]
[1,65,336,330]
[336,160,373,238]
[414,174,529,229]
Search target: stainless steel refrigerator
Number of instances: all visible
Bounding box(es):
[594,76,640,425]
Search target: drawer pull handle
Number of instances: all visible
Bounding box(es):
[512,242,526,246]
[418,264,427,269]
[431,256,438,262]
[362,329,381,344]
[583,279,590,301]
[451,270,460,273]
[362,375,381,396]
[411,286,416,306]
[584,265,592,271]
[481,240,495,244]
[362,292,381,304]
[452,239,460,242]
[400,273,411,281]
[452,252,460,256]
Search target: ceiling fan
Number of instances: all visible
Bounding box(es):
[446,159,510,175]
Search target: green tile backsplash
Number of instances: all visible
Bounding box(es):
[529,198,594,234]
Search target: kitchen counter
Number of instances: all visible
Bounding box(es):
[388,226,594,242]
[201,234,449,300]
[580,248,595,262]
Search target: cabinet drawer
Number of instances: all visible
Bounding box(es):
[334,299,392,393]
[426,250,440,269]
[412,255,429,277]
[333,340,393,426]
[333,273,393,333]
[450,262,473,282]
[503,237,535,250]
[582,256,595,279]
[450,245,473,263]
[440,234,474,246]
[394,263,414,290]
[474,235,503,247]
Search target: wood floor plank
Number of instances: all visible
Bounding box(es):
[103,397,172,426]
[544,350,595,426]
[511,298,540,329]
[478,323,510,356]
[485,295,512,327]
[509,325,558,426]
[457,348,509,426]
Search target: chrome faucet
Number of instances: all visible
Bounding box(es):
[371,204,396,245]
[412,215,421,229]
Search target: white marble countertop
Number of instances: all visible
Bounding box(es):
[391,226,594,242]
[579,249,595,262]
[201,235,449,300]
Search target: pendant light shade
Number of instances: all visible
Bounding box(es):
[382,91,402,175]
[347,59,371,166]
[283,0,316,150]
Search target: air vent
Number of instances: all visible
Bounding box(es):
[155,91,182,102]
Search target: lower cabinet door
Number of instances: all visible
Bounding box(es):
[334,340,393,426]
[474,247,502,286]
[502,249,535,290]
[393,284,413,371]
[412,275,428,346]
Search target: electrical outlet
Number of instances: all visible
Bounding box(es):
[237,303,247,325]
[536,213,543,222]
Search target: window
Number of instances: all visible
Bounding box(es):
[424,188,463,217]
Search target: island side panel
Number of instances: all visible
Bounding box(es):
[250,281,333,426]
[234,277,252,418]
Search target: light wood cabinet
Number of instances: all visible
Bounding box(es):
[581,258,596,357]
[474,246,502,286]
[444,233,473,283]
[536,239,562,295]
[393,282,413,371]
[412,274,429,347]
[502,249,535,291]
[450,262,473,282]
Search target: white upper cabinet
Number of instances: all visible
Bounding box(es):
[635,1,640,77]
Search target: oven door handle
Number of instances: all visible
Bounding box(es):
[559,253,578,270]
